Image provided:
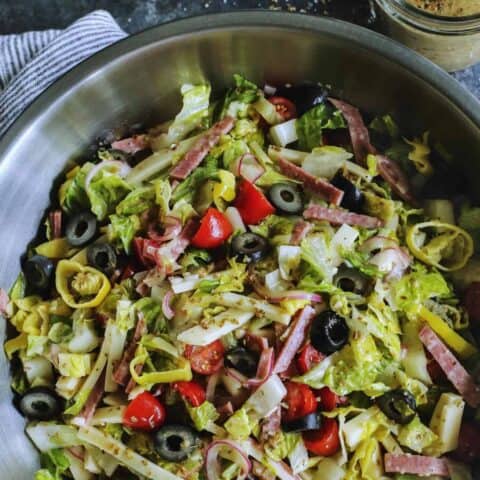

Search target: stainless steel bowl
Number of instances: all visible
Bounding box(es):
[1,11,479,478]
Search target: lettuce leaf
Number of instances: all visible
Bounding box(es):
[116,186,155,215]
[134,297,163,330]
[224,407,255,440]
[397,416,437,453]
[186,400,219,431]
[108,214,141,253]
[37,448,70,480]
[218,74,259,119]
[341,248,382,278]
[300,234,338,283]
[264,431,299,462]
[59,163,92,214]
[297,103,346,151]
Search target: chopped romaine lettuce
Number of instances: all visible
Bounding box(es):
[116,186,155,215]
[341,248,382,278]
[264,431,299,462]
[59,163,92,214]
[108,213,141,253]
[38,448,70,480]
[301,234,338,283]
[58,353,94,378]
[224,407,256,439]
[186,400,219,431]
[218,74,259,119]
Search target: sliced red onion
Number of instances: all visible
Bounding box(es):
[217,401,234,416]
[206,440,251,480]
[370,247,411,280]
[148,216,182,243]
[244,332,269,353]
[264,84,277,96]
[67,446,85,461]
[234,153,265,183]
[206,371,221,402]
[161,290,175,320]
[246,347,274,388]
[359,235,399,255]
[224,367,249,385]
[85,160,131,189]
[268,290,323,303]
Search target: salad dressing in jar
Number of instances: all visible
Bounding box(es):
[375,0,480,71]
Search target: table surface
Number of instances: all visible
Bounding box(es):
[1,0,479,97]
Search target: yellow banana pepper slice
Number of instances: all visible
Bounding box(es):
[36,238,78,259]
[417,306,477,359]
[56,260,111,308]
[406,221,473,271]
[213,170,236,210]
[4,332,27,359]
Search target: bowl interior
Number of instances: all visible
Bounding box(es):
[0,12,479,478]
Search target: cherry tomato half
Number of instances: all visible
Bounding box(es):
[317,386,339,412]
[296,343,324,375]
[173,381,206,407]
[283,381,318,423]
[234,179,275,225]
[303,417,340,457]
[185,340,225,375]
[464,282,480,324]
[453,423,480,463]
[123,391,166,431]
[269,96,297,121]
[191,208,233,249]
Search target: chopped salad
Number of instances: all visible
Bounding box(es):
[3,75,480,480]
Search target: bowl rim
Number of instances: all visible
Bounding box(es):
[0,10,479,157]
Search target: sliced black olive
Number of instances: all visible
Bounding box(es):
[87,243,117,275]
[65,212,97,247]
[268,183,303,214]
[19,386,62,420]
[23,255,54,292]
[225,347,259,377]
[310,310,349,354]
[231,233,268,263]
[377,389,417,425]
[154,424,198,462]
[331,173,364,213]
[275,83,328,116]
[333,266,369,295]
[283,412,321,433]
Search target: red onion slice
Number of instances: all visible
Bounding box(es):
[206,440,251,480]
[359,235,400,255]
[206,371,221,402]
[161,290,175,320]
[246,347,274,388]
[234,153,265,183]
[148,216,182,243]
[85,160,132,189]
[369,247,411,280]
[244,332,269,353]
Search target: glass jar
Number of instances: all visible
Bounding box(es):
[374,0,480,71]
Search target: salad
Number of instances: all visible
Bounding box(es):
[2,75,480,480]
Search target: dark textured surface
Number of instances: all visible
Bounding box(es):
[0,0,478,97]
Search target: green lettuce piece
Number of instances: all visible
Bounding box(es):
[172,154,219,203]
[224,407,256,440]
[26,335,49,357]
[297,103,346,151]
[58,353,93,378]
[116,186,155,215]
[87,172,132,220]
[59,163,92,214]
[134,298,163,329]
[341,248,382,278]
[180,248,212,270]
[222,139,249,168]
[300,234,337,283]
[104,423,124,441]
[219,74,259,119]
[249,214,294,245]
[363,191,398,226]
[9,272,26,300]
[345,437,384,480]
[48,322,73,344]
[187,401,219,431]
[392,271,451,313]
[108,214,141,253]
[38,448,70,480]
[255,165,297,188]
[264,431,299,462]
[155,448,204,480]
[397,416,437,453]
[369,114,400,140]
[153,178,172,217]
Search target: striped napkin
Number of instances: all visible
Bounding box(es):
[0,10,126,138]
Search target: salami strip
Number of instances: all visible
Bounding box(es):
[276,157,344,206]
[291,220,313,245]
[76,370,106,425]
[304,204,383,229]
[419,325,480,407]
[273,306,315,374]
[111,134,149,154]
[328,97,375,165]
[113,316,147,386]
[385,453,449,477]
[376,154,417,205]
[49,210,63,239]
[260,406,281,443]
[170,116,235,180]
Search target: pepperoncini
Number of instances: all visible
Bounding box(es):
[406,221,474,271]
[405,132,433,176]
[56,260,111,308]
[213,170,236,210]
[36,238,78,259]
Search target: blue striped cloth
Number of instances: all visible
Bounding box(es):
[0,10,126,138]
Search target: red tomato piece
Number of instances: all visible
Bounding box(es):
[268,96,297,121]
[303,418,340,457]
[123,391,166,431]
[173,381,206,407]
[185,340,225,375]
[464,282,480,324]
[234,179,275,225]
[296,343,324,375]
[283,381,318,423]
[191,208,233,249]
[453,423,480,462]
[317,386,339,412]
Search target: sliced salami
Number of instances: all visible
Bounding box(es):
[384,453,449,477]
[273,306,315,374]
[276,157,344,206]
[419,325,480,408]
[376,154,417,205]
[328,97,375,165]
[111,134,149,154]
[170,116,235,180]
[76,370,106,425]
[291,220,313,245]
[304,204,383,229]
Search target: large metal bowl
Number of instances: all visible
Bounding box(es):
[1,11,479,478]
